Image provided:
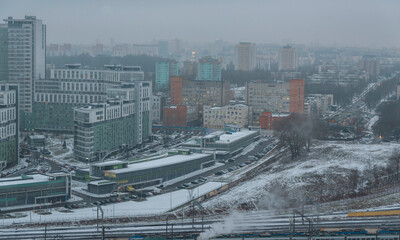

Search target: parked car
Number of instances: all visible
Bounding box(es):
[228,158,235,163]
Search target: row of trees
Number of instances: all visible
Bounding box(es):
[373,100,400,139]
[306,80,369,107]
[274,114,327,160]
[364,75,399,109]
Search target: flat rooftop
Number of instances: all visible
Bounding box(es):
[0,174,51,187]
[108,153,211,174]
[216,131,257,143]
[92,160,127,167]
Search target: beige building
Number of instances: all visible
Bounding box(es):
[235,42,256,71]
[304,94,334,117]
[278,45,297,71]
[246,81,290,124]
[203,104,250,129]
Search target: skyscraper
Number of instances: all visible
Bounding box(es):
[278,45,297,71]
[235,42,256,71]
[197,56,221,81]
[4,16,46,113]
[155,59,178,92]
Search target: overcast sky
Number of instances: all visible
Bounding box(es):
[1,0,400,48]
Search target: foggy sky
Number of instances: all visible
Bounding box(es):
[1,0,400,48]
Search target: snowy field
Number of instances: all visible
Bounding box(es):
[203,141,400,210]
[0,182,222,225]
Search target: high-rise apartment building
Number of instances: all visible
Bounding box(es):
[4,16,46,113]
[289,79,305,113]
[235,42,256,71]
[197,56,221,81]
[0,84,18,168]
[0,24,8,81]
[155,59,178,92]
[278,45,297,71]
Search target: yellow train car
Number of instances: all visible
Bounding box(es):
[348,209,400,217]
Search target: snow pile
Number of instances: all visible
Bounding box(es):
[203,141,400,210]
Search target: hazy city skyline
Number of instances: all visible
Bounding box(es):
[1,0,400,48]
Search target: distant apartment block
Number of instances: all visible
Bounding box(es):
[0,24,8,82]
[203,104,250,129]
[197,56,221,81]
[235,42,256,71]
[359,55,380,77]
[278,45,297,71]
[304,94,333,117]
[131,44,159,56]
[170,77,231,113]
[155,59,178,92]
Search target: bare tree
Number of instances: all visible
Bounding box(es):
[389,148,400,181]
[274,114,327,159]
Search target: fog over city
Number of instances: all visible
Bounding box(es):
[3,0,400,239]
[1,0,400,47]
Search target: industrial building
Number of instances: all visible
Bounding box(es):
[0,173,71,207]
[88,152,214,193]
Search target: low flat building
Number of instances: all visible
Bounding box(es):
[0,173,71,207]
[259,112,290,130]
[88,152,214,193]
[182,130,259,153]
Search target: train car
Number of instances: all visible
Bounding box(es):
[348,209,400,217]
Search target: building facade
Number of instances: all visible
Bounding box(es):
[74,100,136,162]
[197,56,221,81]
[24,64,144,132]
[235,42,257,71]
[0,84,18,168]
[0,173,71,207]
[4,16,46,113]
[0,24,8,82]
[203,104,250,129]
[155,59,178,92]
[278,45,297,71]
[259,112,290,130]
[74,82,152,162]
[246,79,304,125]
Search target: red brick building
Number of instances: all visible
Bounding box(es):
[163,105,187,127]
[289,79,305,113]
[259,112,290,130]
[170,76,183,105]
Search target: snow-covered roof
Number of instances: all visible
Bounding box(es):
[29,135,45,140]
[88,180,116,186]
[92,160,127,167]
[0,174,50,187]
[109,153,211,174]
[216,131,257,144]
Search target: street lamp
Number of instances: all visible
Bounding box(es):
[86,157,89,165]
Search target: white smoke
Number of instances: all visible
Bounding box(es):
[198,211,244,240]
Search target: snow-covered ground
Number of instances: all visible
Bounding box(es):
[202,141,400,210]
